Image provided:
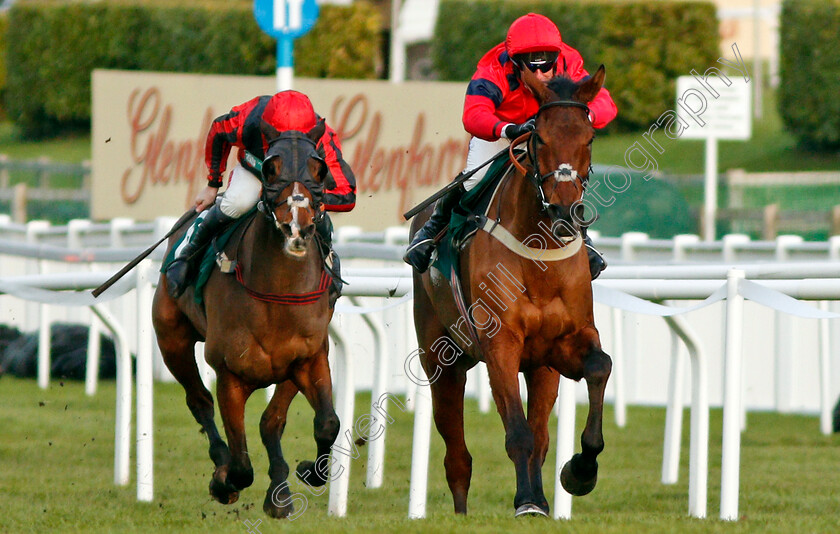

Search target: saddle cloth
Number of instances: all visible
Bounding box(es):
[161,209,255,305]
[434,152,520,280]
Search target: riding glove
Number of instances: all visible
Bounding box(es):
[503,119,536,140]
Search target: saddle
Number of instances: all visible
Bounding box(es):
[434,150,523,280]
[162,209,342,307]
[161,210,254,305]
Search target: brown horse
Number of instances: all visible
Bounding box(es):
[152,122,338,518]
[410,66,612,517]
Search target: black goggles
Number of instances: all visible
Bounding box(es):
[516,51,559,73]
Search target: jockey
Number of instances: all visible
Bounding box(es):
[165,90,356,299]
[403,13,617,279]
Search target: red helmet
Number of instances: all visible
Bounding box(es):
[263,90,318,133]
[505,13,562,57]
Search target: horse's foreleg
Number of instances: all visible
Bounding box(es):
[292,347,340,487]
[260,380,299,518]
[524,366,560,514]
[213,369,256,503]
[560,345,611,496]
[427,362,472,514]
[485,338,539,515]
[158,341,229,465]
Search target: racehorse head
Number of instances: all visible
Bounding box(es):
[259,119,328,257]
[518,65,606,238]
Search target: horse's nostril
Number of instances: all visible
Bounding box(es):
[552,218,577,238]
[288,236,309,253]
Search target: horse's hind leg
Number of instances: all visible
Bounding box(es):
[260,380,301,518]
[152,290,232,497]
[427,362,472,514]
[292,345,340,487]
[414,280,473,514]
[213,367,256,501]
[523,366,560,515]
[560,345,611,496]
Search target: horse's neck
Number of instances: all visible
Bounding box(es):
[241,216,321,290]
[496,169,546,236]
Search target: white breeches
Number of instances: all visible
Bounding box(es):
[462,137,510,191]
[219,165,262,218]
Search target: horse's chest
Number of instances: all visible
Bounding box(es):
[520,299,573,345]
[221,328,326,382]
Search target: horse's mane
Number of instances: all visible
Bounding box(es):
[546,75,581,101]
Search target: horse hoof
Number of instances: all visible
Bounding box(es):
[514,503,549,518]
[209,467,240,504]
[228,467,254,490]
[209,479,240,504]
[263,489,295,519]
[295,460,328,487]
[560,457,598,496]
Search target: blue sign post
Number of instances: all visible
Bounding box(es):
[253,0,319,91]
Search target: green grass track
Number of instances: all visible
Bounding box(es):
[1,377,839,533]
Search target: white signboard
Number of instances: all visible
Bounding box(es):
[676,75,751,140]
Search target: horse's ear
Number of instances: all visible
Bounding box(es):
[574,65,606,105]
[521,66,553,105]
[307,117,326,143]
[260,119,281,143]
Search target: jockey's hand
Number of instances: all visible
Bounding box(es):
[194,185,219,212]
[503,119,536,140]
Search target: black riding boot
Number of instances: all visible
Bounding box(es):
[316,214,344,299]
[403,185,464,273]
[582,227,607,280]
[165,204,234,298]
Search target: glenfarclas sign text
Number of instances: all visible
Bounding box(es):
[120,87,212,206]
[93,71,469,230]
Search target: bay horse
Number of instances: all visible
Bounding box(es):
[152,121,338,518]
[410,66,612,517]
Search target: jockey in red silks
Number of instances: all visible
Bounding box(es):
[165,90,356,298]
[404,13,618,279]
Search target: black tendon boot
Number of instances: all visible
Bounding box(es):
[582,227,607,280]
[165,204,233,298]
[403,185,464,273]
[315,214,344,302]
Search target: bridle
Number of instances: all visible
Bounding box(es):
[258,131,326,229]
[509,99,596,226]
[230,130,332,304]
